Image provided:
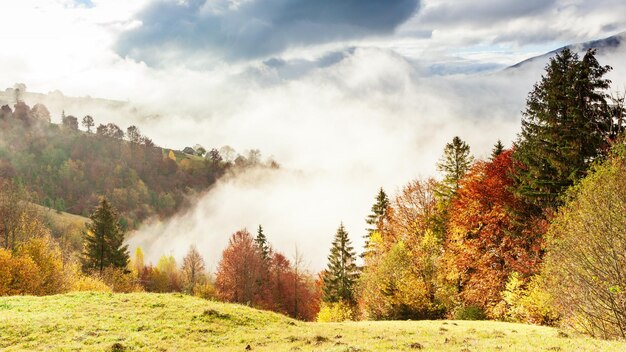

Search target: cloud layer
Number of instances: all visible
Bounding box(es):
[3,0,626,272]
[115,0,420,64]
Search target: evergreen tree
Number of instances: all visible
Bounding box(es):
[82,197,129,274]
[436,136,474,199]
[363,188,389,257]
[323,223,359,304]
[255,225,270,261]
[513,48,612,211]
[491,140,505,160]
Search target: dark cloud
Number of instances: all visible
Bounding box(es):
[419,0,557,26]
[116,0,420,65]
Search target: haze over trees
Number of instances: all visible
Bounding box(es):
[0,99,275,229]
[1,47,626,337]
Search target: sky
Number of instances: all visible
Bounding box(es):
[1,0,626,270]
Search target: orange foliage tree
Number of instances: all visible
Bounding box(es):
[215,230,266,305]
[443,150,543,318]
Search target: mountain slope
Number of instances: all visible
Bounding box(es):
[1,293,625,351]
[508,31,625,70]
[0,100,272,231]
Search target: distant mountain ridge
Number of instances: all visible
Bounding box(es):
[508,31,626,70]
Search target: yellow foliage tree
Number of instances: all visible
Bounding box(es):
[16,235,64,295]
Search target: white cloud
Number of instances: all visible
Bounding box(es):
[2,0,625,272]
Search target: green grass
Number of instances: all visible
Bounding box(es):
[1,293,625,351]
[33,203,90,229]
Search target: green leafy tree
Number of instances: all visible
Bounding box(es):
[82,198,129,274]
[322,223,359,304]
[543,143,626,339]
[513,48,613,211]
[436,136,474,199]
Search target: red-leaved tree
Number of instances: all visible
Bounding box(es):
[215,230,267,305]
[443,150,543,318]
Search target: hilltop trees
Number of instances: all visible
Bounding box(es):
[513,48,613,212]
[82,115,94,133]
[81,198,129,274]
[62,115,79,130]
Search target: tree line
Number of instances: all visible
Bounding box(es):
[0,98,275,233]
[1,48,626,337]
[316,48,626,339]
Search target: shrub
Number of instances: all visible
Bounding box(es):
[101,267,142,293]
[454,305,486,321]
[70,275,112,293]
[500,272,558,325]
[64,261,112,293]
[316,301,356,322]
[16,235,64,295]
[0,248,43,295]
[193,282,217,300]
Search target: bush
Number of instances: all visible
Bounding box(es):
[0,248,44,295]
[69,275,112,293]
[454,305,486,321]
[16,235,64,295]
[316,301,356,322]
[101,267,142,293]
[64,261,111,293]
[193,282,217,300]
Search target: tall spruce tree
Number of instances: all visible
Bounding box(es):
[436,136,474,199]
[363,188,389,257]
[82,197,129,274]
[323,223,359,304]
[491,140,505,160]
[513,48,612,211]
[255,225,270,261]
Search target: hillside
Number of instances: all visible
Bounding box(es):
[508,31,625,70]
[0,100,269,229]
[1,293,625,351]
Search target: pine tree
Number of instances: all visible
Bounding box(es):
[363,188,389,258]
[255,225,270,261]
[491,140,505,160]
[82,197,129,274]
[436,136,474,199]
[323,223,359,304]
[513,48,612,211]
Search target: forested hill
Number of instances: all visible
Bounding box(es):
[0,98,274,229]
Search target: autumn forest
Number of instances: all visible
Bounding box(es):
[2,47,626,343]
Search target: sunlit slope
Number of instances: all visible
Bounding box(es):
[1,293,626,351]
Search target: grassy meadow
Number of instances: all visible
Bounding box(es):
[1,293,625,351]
